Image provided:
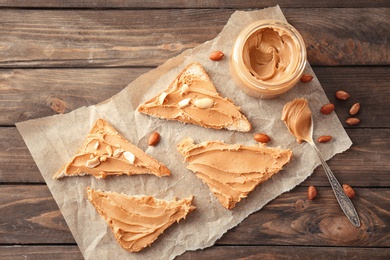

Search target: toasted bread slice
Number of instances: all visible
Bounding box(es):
[177,137,292,209]
[87,187,195,252]
[53,118,170,179]
[138,62,252,132]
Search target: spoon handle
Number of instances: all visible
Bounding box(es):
[309,142,361,227]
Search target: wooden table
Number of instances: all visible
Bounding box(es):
[1,1,389,259]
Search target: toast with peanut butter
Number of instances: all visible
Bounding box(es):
[87,188,195,252]
[177,137,292,209]
[53,118,170,179]
[138,62,252,132]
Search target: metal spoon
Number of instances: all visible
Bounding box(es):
[305,117,361,227]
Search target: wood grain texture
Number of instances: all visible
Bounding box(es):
[0,68,149,125]
[178,245,390,259]
[1,245,389,260]
[0,0,389,8]
[0,246,83,260]
[1,185,389,247]
[217,187,390,247]
[314,66,390,128]
[0,3,388,258]
[0,8,388,68]
[0,185,74,244]
[1,127,389,186]
[1,67,389,126]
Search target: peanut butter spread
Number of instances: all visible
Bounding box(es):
[138,62,252,132]
[87,188,195,252]
[281,98,312,144]
[53,119,170,179]
[177,138,292,209]
[243,27,300,82]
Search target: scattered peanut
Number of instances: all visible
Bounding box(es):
[307,186,317,200]
[342,184,356,198]
[318,135,332,143]
[253,133,271,143]
[336,90,350,100]
[345,117,360,126]
[300,74,313,83]
[209,50,224,61]
[349,103,360,116]
[148,132,160,146]
[320,103,335,115]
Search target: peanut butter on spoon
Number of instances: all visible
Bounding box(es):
[281,98,312,144]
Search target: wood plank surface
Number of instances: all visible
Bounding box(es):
[1,127,389,186]
[0,0,389,8]
[0,8,388,68]
[1,2,389,259]
[2,245,390,260]
[1,185,389,247]
[1,67,389,126]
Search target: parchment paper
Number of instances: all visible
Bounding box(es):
[16,6,352,260]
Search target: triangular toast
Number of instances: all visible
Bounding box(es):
[177,138,292,209]
[53,118,170,179]
[137,62,252,132]
[87,188,195,252]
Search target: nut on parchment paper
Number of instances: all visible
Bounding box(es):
[317,135,332,143]
[300,74,313,83]
[209,50,224,61]
[253,133,271,143]
[148,132,160,146]
[320,103,335,115]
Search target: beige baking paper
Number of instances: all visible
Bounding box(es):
[16,6,352,260]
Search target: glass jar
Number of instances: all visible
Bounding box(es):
[230,20,307,98]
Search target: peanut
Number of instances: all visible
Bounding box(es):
[148,132,160,146]
[253,133,271,143]
[343,184,356,198]
[318,135,332,143]
[308,186,317,200]
[209,51,224,61]
[345,117,360,126]
[336,90,350,100]
[194,98,214,109]
[349,103,360,116]
[300,74,313,83]
[320,103,335,115]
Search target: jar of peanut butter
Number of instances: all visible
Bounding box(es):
[230,20,307,98]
